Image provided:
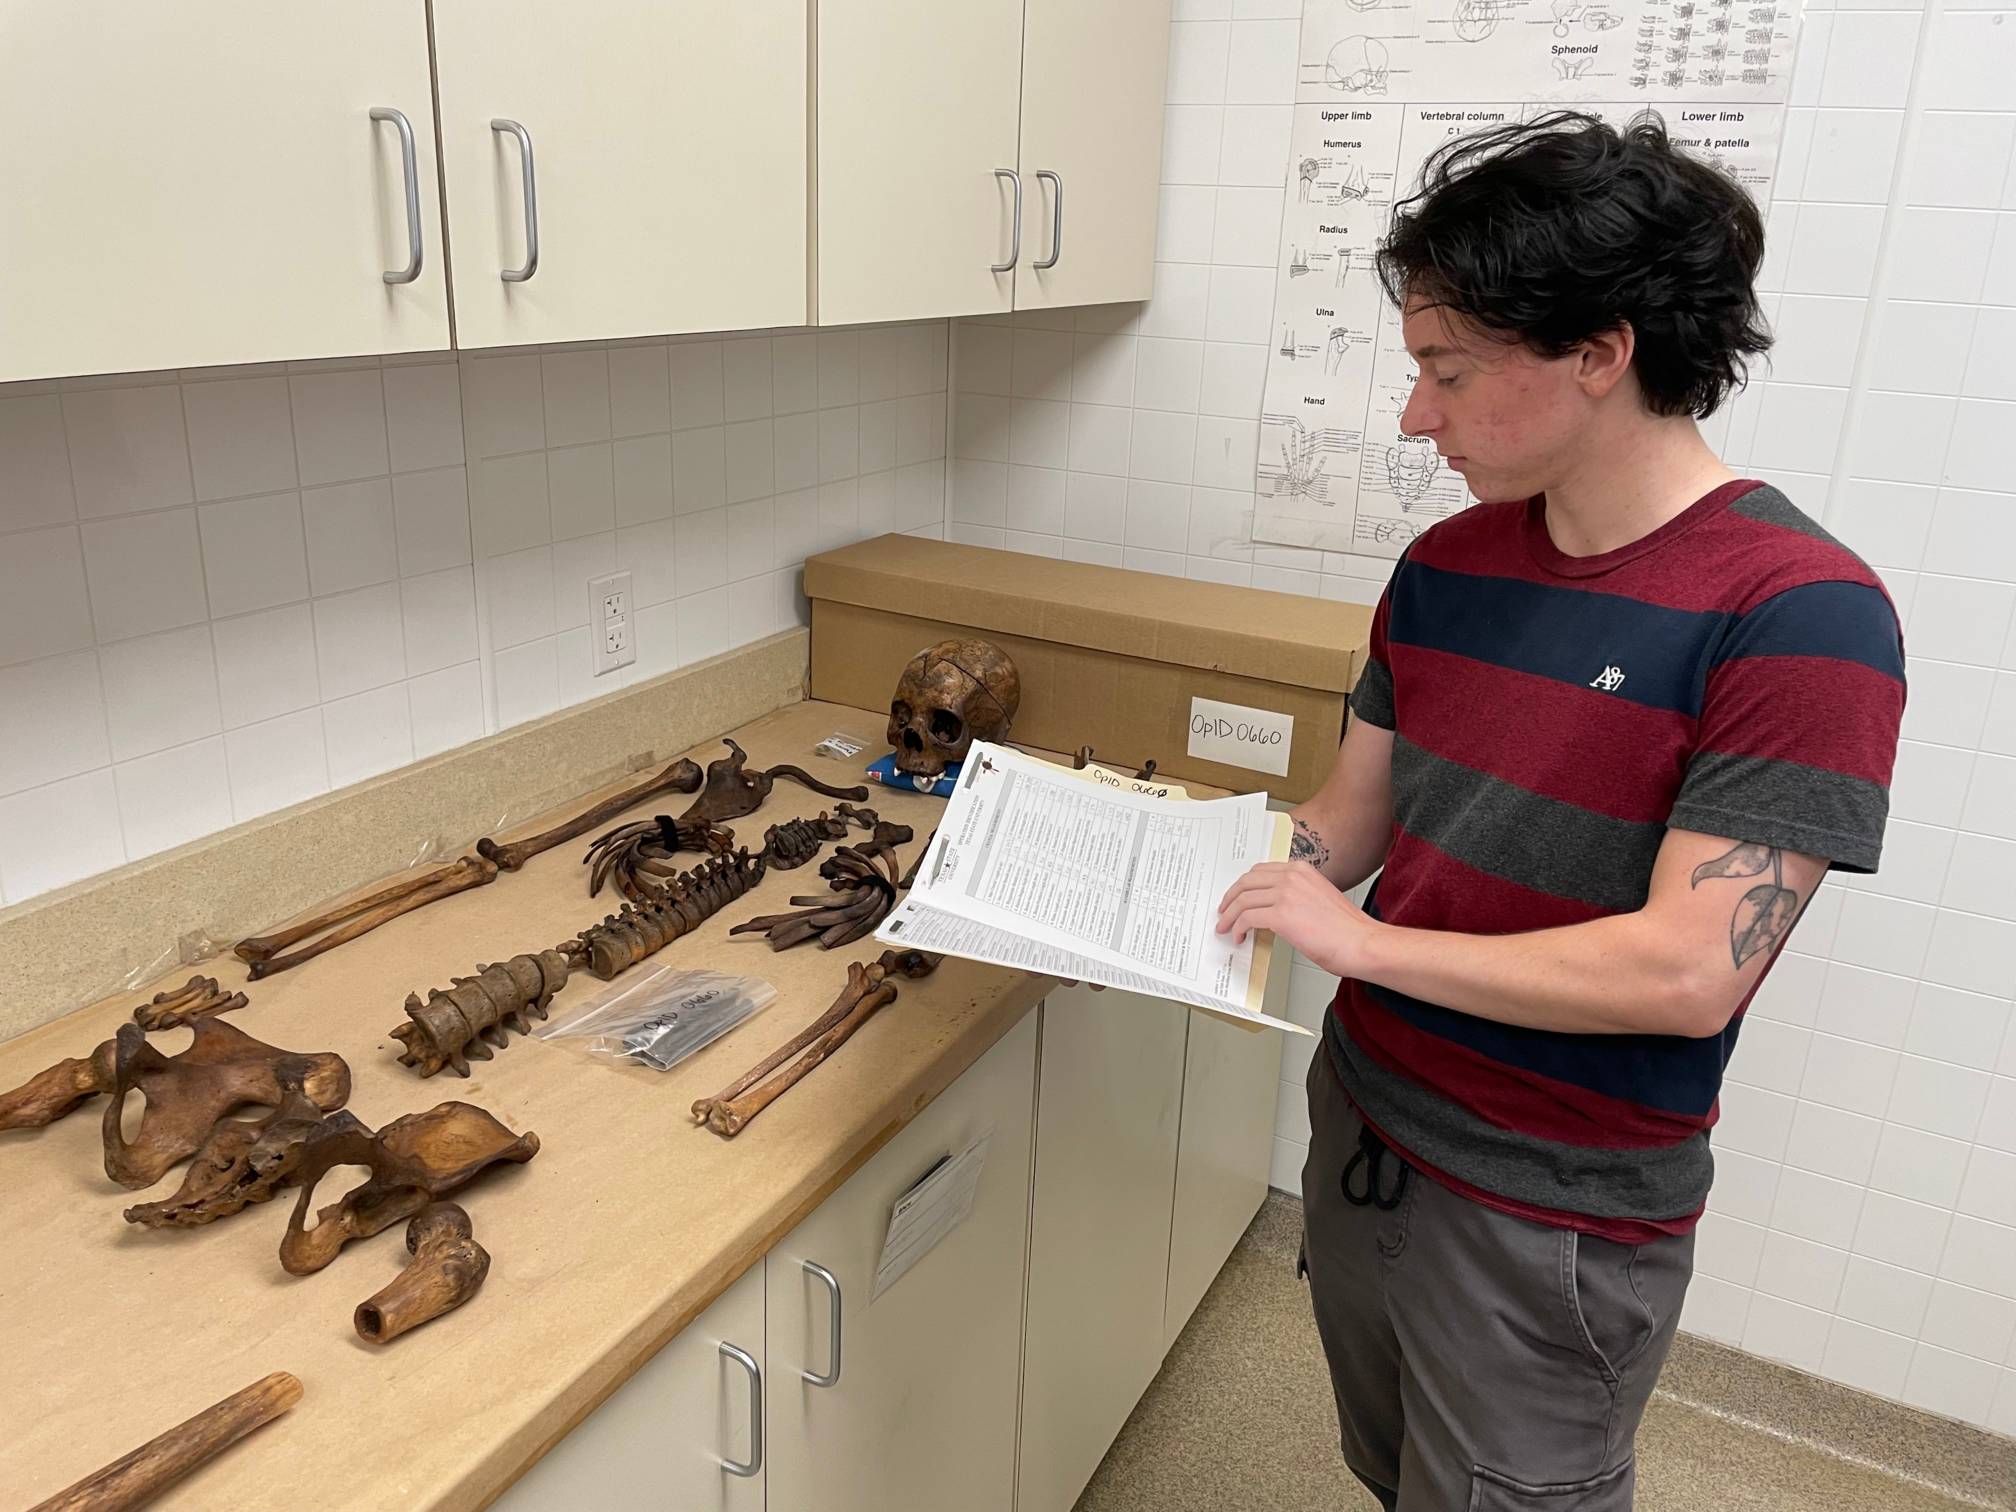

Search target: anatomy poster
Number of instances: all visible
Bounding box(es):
[1255,0,1803,556]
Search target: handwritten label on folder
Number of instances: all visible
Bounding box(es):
[1186,697,1294,778]
[872,1131,993,1302]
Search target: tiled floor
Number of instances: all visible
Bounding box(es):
[1075,1196,2001,1512]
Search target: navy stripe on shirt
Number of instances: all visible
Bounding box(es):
[1389,560,1724,715]
[1713,580,1907,680]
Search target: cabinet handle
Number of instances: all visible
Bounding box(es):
[802,1260,843,1388]
[1034,169,1063,271]
[719,1341,763,1477]
[491,118,540,282]
[991,168,1022,274]
[371,108,424,285]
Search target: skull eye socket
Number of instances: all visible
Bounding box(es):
[891,700,912,724]
[929,709,965,747]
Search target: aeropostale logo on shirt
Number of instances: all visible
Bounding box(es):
[1589,665,1627,692]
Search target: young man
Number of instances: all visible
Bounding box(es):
[1217,112,1906,1510]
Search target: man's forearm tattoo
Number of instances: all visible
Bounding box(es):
[1291,817,1331,869]
[1690,842,1802,969]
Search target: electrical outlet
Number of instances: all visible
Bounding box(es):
[588,570,635,677]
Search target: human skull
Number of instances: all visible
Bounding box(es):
[886,639,1021,777]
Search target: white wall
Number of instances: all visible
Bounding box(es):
[0,324,949,904]
[946,0,2016,1436]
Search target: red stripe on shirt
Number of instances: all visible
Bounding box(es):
[1343,987,1712,1146]
[1373,828,1617,935]
[1389,643,1697,821]
[1698,655,1907,785]
[1352,1098,1706,1244]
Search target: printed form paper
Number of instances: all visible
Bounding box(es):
[872,1132,992,1302]
[876,743,1308,1035]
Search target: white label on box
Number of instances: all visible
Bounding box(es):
[1187,697,1293,778]
[872,1131,992,1302]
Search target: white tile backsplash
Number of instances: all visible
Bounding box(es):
[209,602,322,737]
[290,369,389,486]
[223,707,328,822]
[0,525,94,668]
[196,492,310,619]
[540,350,612,448]
[62,385,193,519]
[382,362,464,474]
[302,478,399,598]
[391,467,472,577]
[311,581,406,701]
[96,625,221,765]
[181,376,297,501]
[113,736,233,861]
[322,682,415,789]
[548,443,617,541]
[0,394,77,531]
[407,661,484,760]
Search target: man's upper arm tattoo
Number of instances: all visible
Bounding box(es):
[1291,817,1331,869]
[1690,842,1803,969]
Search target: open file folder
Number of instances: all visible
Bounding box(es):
[876,742,1310,1035]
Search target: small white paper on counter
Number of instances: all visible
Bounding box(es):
[872,1131,992,1302]
[1187,697,1294,778]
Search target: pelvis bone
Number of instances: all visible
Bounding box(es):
[123,1088,336,1229]
[103,1019,351,1190]
[279,1101,539,1275]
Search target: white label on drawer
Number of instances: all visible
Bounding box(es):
[1187,697,1294,778]
[872,1130,992,1302]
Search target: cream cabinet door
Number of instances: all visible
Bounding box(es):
[0,2,449,381]
[1164,975,1287,1349]
[764,1009,1038,1512]
[1017,985,1188,1512]
[490,1261,766,1512]
[817,0,1025,325]
[1013,0,1172,311]
[433,0,807,348]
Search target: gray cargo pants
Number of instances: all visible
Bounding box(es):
[1300,1047,1694,1510]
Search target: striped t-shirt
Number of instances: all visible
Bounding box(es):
[1327,480,1907,1242]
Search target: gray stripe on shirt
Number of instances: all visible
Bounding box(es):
[1351,654,1395,730]
[1326,1018,1713,1221]
[1391,737,1667,912]
[1669,749,1890,873]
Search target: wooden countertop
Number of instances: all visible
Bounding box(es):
[0,701,1061,1511]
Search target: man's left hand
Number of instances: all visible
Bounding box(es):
[1216,861,1379,979]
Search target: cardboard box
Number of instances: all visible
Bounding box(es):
[804,535,1374,803]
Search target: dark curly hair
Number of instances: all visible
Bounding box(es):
[1375,111,1771,419]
